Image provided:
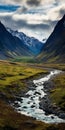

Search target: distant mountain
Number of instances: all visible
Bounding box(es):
[0,22,34,59]
[7,28,43,55]
[38,15,65,63]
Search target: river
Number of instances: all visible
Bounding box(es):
[14,70,65,123]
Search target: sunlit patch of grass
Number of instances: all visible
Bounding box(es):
[0,61,48,100]
[37,63,65,70]
[11,56,36,63]
[50,73,65,111]
[47,56,59,63]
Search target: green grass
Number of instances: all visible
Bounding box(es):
[0,61,65,129]
[38,63,65,71]
[11,56,37,63]
[0,60,48,100]
[50,73,65,111]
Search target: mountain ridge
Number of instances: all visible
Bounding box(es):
[7,28,43,55]
[38,15,65,63]
[0,22,42,60]
[0,21,40,60]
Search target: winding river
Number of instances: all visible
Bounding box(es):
[14,70,65,123]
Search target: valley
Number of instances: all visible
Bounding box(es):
[0,12,65,130]
[0,61,65,130]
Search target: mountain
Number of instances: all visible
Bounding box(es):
[38,15,65,63]
[7,28,43,55]
[0,22,34,59]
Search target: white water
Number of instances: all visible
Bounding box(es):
[15,70,65,123]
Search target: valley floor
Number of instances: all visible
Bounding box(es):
[0,61,65,130]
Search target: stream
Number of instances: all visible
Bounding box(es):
[14,70,65,123]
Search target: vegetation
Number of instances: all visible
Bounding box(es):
[0,60,48,100]
[0,61,65,130]
[39,63,65,112]
[11,56,37,63]
[35,63,65,112]
[38,63,65,112]
[50,73,65,111]
[37,63,65,71]
[0,100,65,130]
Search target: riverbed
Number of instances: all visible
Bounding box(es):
[13,70,65,123]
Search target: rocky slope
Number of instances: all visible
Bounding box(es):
[0,22,33,59]
[7,28,43,55]
[38,15,65,63]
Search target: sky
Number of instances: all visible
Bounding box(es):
[0,0,65,41]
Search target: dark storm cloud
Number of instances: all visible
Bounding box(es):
[26,0,41,6]
[0,15,17,29]
[16,6,28,14]
[0,13,50,31]
[21,7,28,12]
[17,20,50,30]
[0,0,65,40]
[59,9,65,17]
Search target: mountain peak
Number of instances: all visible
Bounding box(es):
[60,14,65,24]
[0,21,7,33]
[62,14,65,20]
[0,21,5,27]
[7,28,43,55]
[57,14,65,27]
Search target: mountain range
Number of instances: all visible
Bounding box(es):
[38,15,65,63]
[7,28,43,55]
[0,15,65,62]
[0,22,43,59]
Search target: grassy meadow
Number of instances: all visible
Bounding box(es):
[0,60,48,101]
[11,56,37,63]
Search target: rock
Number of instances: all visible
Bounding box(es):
[34,92,41,95]
[16,97,22,102]
[31,105,35,108]
[23,106,27,109]
[31,96,35,100]
[25,94,30,98]
[59,113,65,119]
[28,101,31,104]
[51,116,54,119]
[14,102,20,108]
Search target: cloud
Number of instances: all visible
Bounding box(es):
[15,6,28,14]
[0,0,65,40]
[26,0,41,6]
[0,0,50,5]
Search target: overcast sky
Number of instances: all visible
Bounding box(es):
[0,0,65,41]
